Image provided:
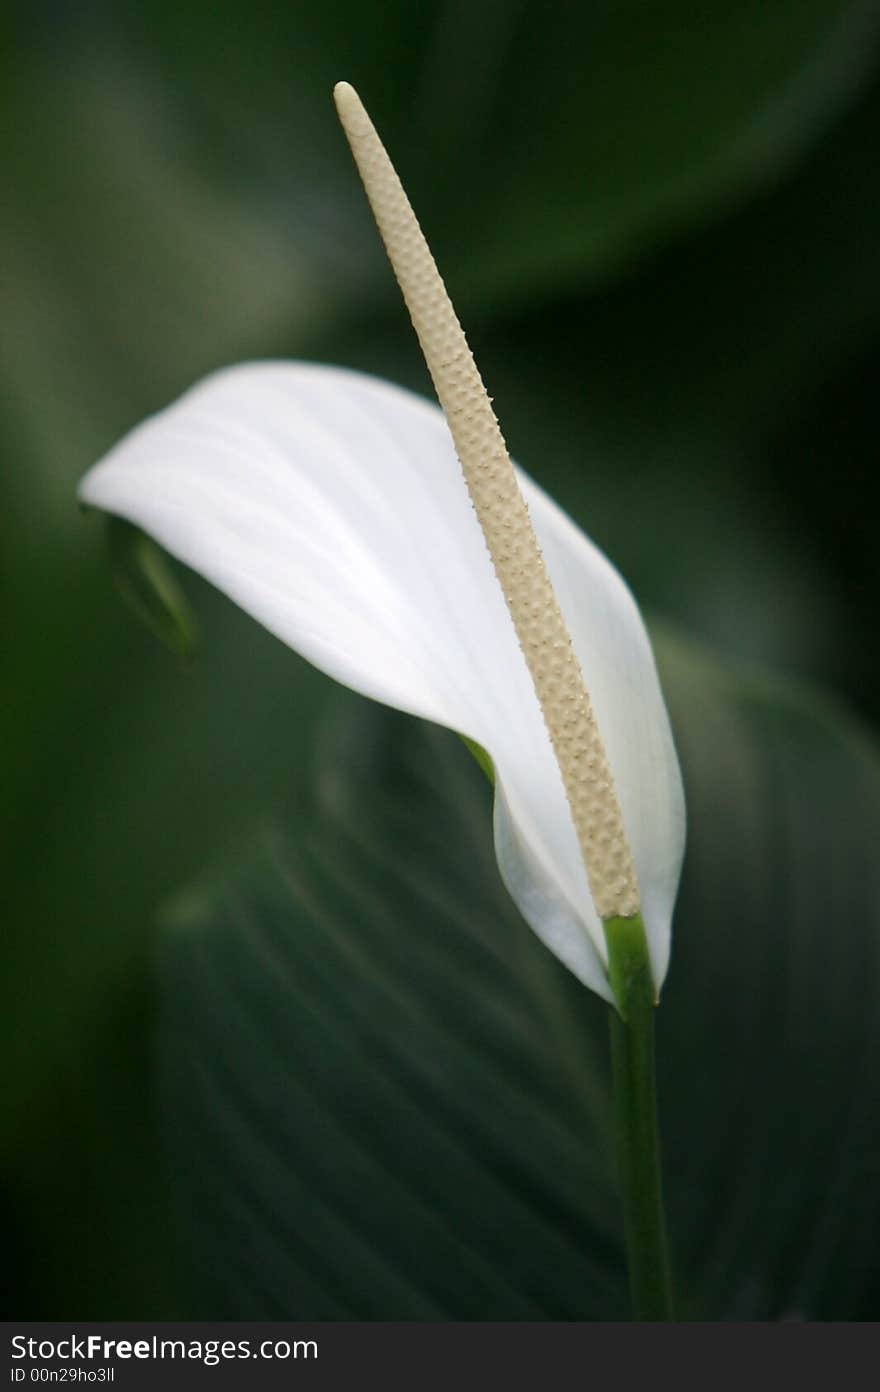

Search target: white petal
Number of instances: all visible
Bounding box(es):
[79,363,685,999]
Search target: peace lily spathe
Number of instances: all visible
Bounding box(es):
[78,86,685,1006]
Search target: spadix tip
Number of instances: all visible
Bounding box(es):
[333,81,360,116]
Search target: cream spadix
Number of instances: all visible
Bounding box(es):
[78,87,685,1004]
[334,82,639,924]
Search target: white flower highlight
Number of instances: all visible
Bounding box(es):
[78,87,686,1004]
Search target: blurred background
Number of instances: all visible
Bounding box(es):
[3,0,879,1316]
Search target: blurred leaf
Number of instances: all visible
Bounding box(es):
[158,630,880,1318]
[423,0,880,305]
[0,43,331,537]
[106,517,197,658]
[0,566,326,1315]
[657,632,880,1319]
[158,696,620,1318]
[36,0,879,320]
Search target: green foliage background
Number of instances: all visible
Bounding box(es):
[3,1,879,1317]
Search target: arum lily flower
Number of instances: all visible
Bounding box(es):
[78,84,685,1009]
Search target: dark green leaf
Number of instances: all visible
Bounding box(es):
[106,517,197,659]
[158,631,880,1318]
[110,0,880,306]
[657,632,880,1318]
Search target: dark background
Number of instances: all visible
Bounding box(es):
[3,1,879,1316]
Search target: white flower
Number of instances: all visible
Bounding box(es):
[78,359,685,1003]
[79,82,685,1006]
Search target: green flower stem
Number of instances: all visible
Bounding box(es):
[604,913,674,1320]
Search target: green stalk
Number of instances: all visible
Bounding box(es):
[604,913,674,1320]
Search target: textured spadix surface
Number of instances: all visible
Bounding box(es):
[334,81,639,923]
[79,362,685,1000]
